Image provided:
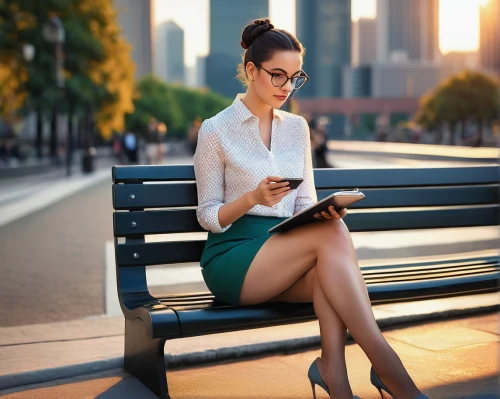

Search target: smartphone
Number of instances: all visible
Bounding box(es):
[281,178,303,190]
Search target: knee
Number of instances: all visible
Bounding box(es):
[314,220,358,267]
[318,218,351,247]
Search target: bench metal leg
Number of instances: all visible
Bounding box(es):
[124,318,170,399]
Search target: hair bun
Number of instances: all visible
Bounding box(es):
[240,18,275,49]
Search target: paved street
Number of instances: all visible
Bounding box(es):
[0,312,497,398]
[0,151,497,327]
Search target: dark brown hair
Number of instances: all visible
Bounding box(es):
[236,18,305,86]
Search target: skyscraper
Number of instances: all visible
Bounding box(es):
[196,55,207,88]
[165,21,185,84]
[376,0,439,63]
[154,21,168,81]
[206,0,269,98]
[479,0,500,72]
[114,0,154,79]
[352,18,377,66]
[296,0,352,98]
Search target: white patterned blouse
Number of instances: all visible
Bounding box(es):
[193,93,318,233]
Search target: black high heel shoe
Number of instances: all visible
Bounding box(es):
[370,367,430,399]
[308,358,361,399]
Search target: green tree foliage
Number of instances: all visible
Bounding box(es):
[415,70,499,130]
[0,0,135,139]
[125,75,232,138]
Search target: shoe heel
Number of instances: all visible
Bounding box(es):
[377,386,384,398]
[310,380,317,399]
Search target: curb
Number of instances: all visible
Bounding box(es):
[1,304,498,391]
[330,149,499,164]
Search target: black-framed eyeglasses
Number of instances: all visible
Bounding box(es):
[255,64,309,90]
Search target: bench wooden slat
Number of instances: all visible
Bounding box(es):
[320,185,497,207]
[113,205,499,238]
[362,258,498,274]
[365,263,498,279]
[360,255,499,271]
[116,240,205,267]
[364,267,499,283]
[150,257,499,308]
[314,165,499,188]
[149,273,498,338]
[113,165,499,186]
[113,183,498,210]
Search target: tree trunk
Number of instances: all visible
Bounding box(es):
[460,120,467,143]
[450,121,457,145]
[474,119,483,147]
[35,108,43,159]
[66,112,74,176]
[81,108,95,173]
[50,109,59,162]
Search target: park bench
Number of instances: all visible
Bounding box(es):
[112,164,499,398]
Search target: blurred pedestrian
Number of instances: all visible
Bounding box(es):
[187,116,202,155]
[113,134,124,164]
[146,118,167,164]
[309,118,333,168]
[123,130,139,164]
[0,139,8,165]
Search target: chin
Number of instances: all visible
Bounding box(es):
[271,96,287,108]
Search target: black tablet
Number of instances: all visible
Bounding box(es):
[268,189,365,234]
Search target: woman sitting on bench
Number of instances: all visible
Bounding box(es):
[193,17,431,399]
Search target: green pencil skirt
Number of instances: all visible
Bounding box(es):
[200,214,288,306]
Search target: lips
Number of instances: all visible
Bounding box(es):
[274,95,288,101]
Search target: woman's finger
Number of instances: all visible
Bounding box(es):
[328,206,340,219]
[321,211,332,219]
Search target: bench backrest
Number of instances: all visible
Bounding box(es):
[112,165,499,309]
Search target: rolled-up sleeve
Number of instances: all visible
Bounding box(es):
[193,119,232,233]
[294,117,318,214]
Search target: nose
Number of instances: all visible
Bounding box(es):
[281,79,294,93]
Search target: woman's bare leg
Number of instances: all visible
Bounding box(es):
[239,218,422,399]
[269,267,353,398]
[314,220,420,399]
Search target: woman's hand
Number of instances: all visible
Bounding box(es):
[313,206,347,220]
[249,176,292,207]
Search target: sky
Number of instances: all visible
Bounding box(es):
[154,0,487,67]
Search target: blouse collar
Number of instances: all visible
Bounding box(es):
[232,93,284,123]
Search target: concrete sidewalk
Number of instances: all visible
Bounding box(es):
[0,289,498,393]
[0,155,193,228]
[329,140,499,163]
[0,311,497,398]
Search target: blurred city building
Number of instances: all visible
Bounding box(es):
[153,20,168,81]
[438,51,481,81]
[343,62,440,98]
[196,55,207,88]
[165,21,186,84]
[479,0,500,73]
[205,0,268,98]
[342,65,372,97]
[376,0,439,63]
[185,65,197,88]
[296,0,352,98]
[114,0,154,79]
[351,18,377,66]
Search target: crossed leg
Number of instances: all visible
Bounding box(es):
[239,218,421,399]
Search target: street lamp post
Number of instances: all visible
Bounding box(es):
[21,44,39,158]
[42,13,71,176]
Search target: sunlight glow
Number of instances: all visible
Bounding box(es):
[439,0,483,54]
